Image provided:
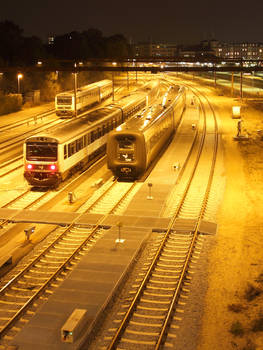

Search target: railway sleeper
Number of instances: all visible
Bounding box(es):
[120,337,156,345]
[126,329,159,336]
[140,298,171,305]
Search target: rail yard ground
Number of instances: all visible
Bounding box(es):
[1,77,263,349]
[196,84,263,350]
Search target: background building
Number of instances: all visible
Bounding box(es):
[134,42,178,57]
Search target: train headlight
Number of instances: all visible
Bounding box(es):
[27,164,33,170]
[50,164,56,171]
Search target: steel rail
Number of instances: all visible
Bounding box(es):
[0,179,136,341]
[106,86,219,350]
[155,86,219,349]
[0,109,55,133]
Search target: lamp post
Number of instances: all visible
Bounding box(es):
[17,73,23,94]
[112,62,117,101]
[74,63,77,117]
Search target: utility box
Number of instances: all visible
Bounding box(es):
[232,106,241,119]
[61,309,88,343]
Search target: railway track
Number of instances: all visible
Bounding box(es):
[0,108,55,133]
[0,156,23,179]
[0,80,221,349]
[0,116,66,154]
[0,179,141,347]
[92,86,219,350]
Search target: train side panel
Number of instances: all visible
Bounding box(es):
[144,108,174,170]
[107,86,186,179]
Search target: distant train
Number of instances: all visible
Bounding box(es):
[55,79,113,117]
[107,85,186,179]
[24,80,160,187]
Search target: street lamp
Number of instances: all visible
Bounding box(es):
[73,63,78,117]
[17,73,23,94]
[112,62,117,101]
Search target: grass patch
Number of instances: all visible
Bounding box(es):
[229,321,245,337]
[244,283,262,302]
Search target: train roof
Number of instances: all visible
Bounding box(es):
[27,79,161,144]
[116,86,181,133]
[118,103,167,132]
[26,107,120,144]
[56,79,112,98]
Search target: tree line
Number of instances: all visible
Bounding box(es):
[0,20,132,66]
[0,20,131,112]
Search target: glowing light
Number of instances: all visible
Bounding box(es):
[50,165,56,171]
[27,164,33,170]
[17,74,23,93]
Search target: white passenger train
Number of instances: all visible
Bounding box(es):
[24,80,160,187]
[55,79,113,117]
[107,85,186,179]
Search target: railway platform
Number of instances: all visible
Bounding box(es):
[7,94,210,349]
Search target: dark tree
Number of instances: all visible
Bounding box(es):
[105,34,130,58]
[20,36,46,65]
[82,28,105,58]
[0,21,24,64]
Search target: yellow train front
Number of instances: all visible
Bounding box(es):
[107,86,186,179]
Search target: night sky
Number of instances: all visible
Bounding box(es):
[1,0,263,44]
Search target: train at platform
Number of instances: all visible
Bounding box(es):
[55,79,112,117]
[24,80,160,187]
[107,85,186,179]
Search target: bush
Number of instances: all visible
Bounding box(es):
[251,315,263,332]
[228,303,245,313]
[0,93,22,115]
[229,321,245,337]
[244,283,262,302]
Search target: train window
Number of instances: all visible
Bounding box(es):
[26,142,57,161]
[118,152,134,162]
[76,138,83,152]
[57,97,72,105]
[86,134,90,145]
[64,145,67,159]
[98,127,102,138]
[91,130,96,143]
[68,141,76,157]
[118,136,135,150]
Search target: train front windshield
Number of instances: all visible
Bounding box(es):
[117,136,135,162]
[57,96,72,105]
[26,142,57,161]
